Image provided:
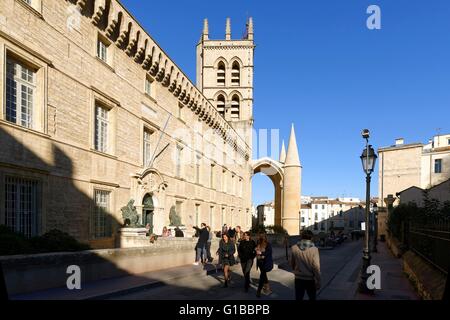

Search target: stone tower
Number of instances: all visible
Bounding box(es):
[282,124,302,235]
[196,17,255,149]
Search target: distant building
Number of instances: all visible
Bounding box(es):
[397,178,450,207]
[378,133,450,207]
[300,196,367,234]
[255,201,275,227]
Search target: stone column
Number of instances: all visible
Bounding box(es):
[282,124,301,235]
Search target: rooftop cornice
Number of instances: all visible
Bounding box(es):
[73,0,250,160]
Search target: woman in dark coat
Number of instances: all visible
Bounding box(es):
[255,233,274,297]
[238,231,257,292]
[217,233,235,287]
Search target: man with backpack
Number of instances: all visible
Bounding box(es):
[289,230,321,300]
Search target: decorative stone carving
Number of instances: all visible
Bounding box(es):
[169,205,183,227]
[121,199,141,227]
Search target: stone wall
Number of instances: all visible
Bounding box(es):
[0,0,252,249]
[1,238,219,296]
[403,250,446,300]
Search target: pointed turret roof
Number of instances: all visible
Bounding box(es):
[225,18,231,40]
[279,140,286,163]
[284,124,301,167]
[202,18,209,40]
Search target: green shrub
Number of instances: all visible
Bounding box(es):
[0,225,32,255]
[29,229,91,253]
[0,226,91,256]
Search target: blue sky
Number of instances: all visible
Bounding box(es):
[122,0,450,205]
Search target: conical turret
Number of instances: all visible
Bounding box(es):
[284,124,301,167]
[246,17,254,40]
[279,140,286,163]
[225,18,231,40]
[202,18,209,41]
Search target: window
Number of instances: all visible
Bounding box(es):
[315,213,318,221]
[196,155,201,184]
[210,206,214,228]
[448,138,450,146]
[143,129,153,167]
[195,204,200,227]
[231,61,240,86]
[91,190,112,239]
[216,95,225,117]
[222,208,226,226]
[322,205,325,210]
[21,0,41,11]
[210,164,215,188]
[94,105,109,153]
[217,62,225,85]
[6,57,36,128]
[175,145,183,178]
[231,175,235,195]
[239,178,243,197]
[145,76,153,96]
[97,37,109,63]
[5,176,40,238]
[435,159,442,173]
[315,205,318,209]
[222,169,227,192]
[230,95,240,119]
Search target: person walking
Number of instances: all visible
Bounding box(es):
[193,223,209,265]
[227,226,236,240]
[234,226,244,243]
[205,226,214,263]
[222,224,228,236]
[238,231,256,292]
[217,233,235,288]
[289,230,321,300]
[255,233,274,297]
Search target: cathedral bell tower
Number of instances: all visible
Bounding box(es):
[196,17,255,149]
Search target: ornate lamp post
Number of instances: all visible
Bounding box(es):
[372,203,378,253]
[359,129,377,293]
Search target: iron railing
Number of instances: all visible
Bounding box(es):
[408,217,450,275]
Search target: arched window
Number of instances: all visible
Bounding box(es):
[216,95,225,117]
[231,95,240,119]
[231,61,240,86]
[217,62,225,86]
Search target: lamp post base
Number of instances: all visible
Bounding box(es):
[358,253,374,294]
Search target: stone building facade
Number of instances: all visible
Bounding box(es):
[378,134,450,207]
[0,0,258,248]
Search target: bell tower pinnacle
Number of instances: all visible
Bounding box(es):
[196,17,255,149]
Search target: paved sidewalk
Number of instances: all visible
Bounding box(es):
[354,241,419,300]
[11,246,287,300]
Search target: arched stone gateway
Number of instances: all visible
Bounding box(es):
[130,168,168,234]
[252,125,302,235]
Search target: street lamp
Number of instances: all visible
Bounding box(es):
[359,129,377,293]
[372,204,378,253]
